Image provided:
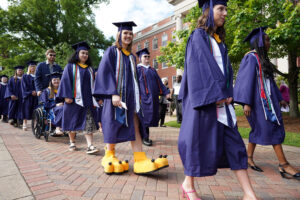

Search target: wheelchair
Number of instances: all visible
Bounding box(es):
[31,104,55,142]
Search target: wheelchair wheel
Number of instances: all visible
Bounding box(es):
[32,108,43,139]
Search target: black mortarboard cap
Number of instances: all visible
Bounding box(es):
[14,66,25,70]
[71,41,90,52]
[243,26,268,47]
[46,72,62,79]
[27,60,38,66]
[112,21,137,32]
[136,48,150,58]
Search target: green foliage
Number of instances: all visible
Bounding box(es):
[0,0,113,76]
[158,0,300,116]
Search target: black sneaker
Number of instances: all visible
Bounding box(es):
[142,138,153,146]
[86,145,99,154]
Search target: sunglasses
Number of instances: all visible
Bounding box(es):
[143,55,150,58]
[49,54,56,57]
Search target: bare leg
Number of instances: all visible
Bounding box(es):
[247,142,257,166]
[69,131,76,143]
[273,144,299,174]
[182,176,200,200]
[106,143,116,151]
[130,114,143,152]
[234,169,257,200]
[84,134,93,147]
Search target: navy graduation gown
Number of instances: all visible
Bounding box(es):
[40,88,63,127]
[21,74,38,119]
[56,63,98,131]
[178,28,247,177]
[234,53,285,145]
[0,83,9,115]
[4,77,23,120]
[93,46,146,143]
[137,65,169,127]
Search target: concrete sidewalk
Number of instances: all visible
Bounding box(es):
[0,121,299,200]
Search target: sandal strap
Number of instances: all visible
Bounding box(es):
[185,190,196,194]
[279,162,290,168]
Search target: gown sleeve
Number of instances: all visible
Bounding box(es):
[182,29,230,109]
[21,75,33,99]
[56,63,74,101]
[233,54,257,106]
[93,46,119,99]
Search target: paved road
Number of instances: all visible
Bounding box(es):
[0,121,299,200]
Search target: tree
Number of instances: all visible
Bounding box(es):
[0,0,113,75]
[158,0,300,117]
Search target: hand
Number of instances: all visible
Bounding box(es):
[166,94,171,99]
[244,105,251,117]
[56,103,63,106]
[112,95,121,107]
[98,99,103,105]
[216,99,226,106]
[65,98,73,104]
[37,91,42,96]
[32,91,37,96]
[11,95,17,100]
[280,100,288,108]
[226,97,233,105]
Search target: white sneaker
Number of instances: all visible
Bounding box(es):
[86,145,99,154]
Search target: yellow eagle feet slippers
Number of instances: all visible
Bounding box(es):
[133,152,158,175]
[155,155,169,169]
[101,149,128,175]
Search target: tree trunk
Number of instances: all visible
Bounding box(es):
[287,50,299,117]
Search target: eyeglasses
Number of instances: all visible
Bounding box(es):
[143,56,150,58]
[49,54,56,57]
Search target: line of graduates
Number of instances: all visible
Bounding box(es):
[1,0,299,199]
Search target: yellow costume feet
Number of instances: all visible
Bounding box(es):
[133,152,158,175]
[101,149,127,175]
[155,155,169,169]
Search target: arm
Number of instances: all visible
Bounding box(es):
[93,47,119,99]
[34,63,43,93]
[56,63,74,102]
[233,54,257,107]
[21,75,33,98]
[185,30,229,109]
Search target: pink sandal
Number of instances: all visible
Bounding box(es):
[181,185,201,200]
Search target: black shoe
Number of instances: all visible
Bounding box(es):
[279,162,300,180]
[248,163,264,172]
[142,138,153,146]
[248,157,263,172]
[2,116,8,123]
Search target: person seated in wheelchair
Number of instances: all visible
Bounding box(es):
[40,72,63,136]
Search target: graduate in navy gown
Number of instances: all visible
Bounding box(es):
[0,75,9,122]
[21,61,38,131]
[234,27,300,179]
[136,48,170,146]
[57,41,99,154]
[5,66,24,127]
[178,1,257,199]
[93,21,169,175]
[40,72,64,136]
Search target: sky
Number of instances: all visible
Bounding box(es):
[0,0,174,39]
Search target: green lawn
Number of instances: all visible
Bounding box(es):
[165,121,300,147]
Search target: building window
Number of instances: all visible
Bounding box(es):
[153,59,158,69]
[152,38,158,50]
[162,34,168,47]
[162,62,168,69]
[172,75,176,86]
[144,41,149,49]
[137,44,142,51]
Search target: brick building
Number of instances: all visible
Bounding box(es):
[132,16,177,88]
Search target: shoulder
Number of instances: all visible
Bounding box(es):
[37,62,46,68]
[242,52,258,64]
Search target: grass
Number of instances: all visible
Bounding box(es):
[165,121,300,147]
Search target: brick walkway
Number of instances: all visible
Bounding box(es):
[0,121,299,200]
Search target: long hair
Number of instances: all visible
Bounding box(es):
[114,31,133,52]
[14,70,23,82]
[27,66,36,75]
[250,35,274,78]
[68,51,92,66]
[48,79,59,99]
[197,7,226,41]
